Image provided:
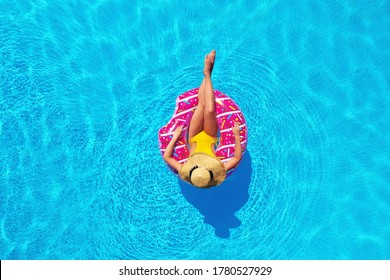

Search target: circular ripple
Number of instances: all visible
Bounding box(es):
[100,46,331,259]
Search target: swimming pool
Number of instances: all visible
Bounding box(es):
[1,0,389,259]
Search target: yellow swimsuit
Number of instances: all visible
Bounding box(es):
[189,131,217,157]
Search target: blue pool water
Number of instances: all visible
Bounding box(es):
[1,0,389,260]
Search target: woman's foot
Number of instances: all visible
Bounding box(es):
[203,50,216,77]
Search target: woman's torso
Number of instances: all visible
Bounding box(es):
[189,131,217,157]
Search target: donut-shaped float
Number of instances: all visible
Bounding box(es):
[158,88,248,178]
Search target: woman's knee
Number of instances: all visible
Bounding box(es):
[205,106,215,115]
[198,99,205,107]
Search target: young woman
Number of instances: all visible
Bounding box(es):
[163,50,242,187]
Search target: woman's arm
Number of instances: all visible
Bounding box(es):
[224,122,242,171]
[163,125,183,172]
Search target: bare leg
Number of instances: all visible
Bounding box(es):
[203,50,219,137]
[188,78,205,140]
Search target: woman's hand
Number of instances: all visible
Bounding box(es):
[224,122,243,171]
[233,122,240,138]
[163,125,184,172]
[173,125,183,139]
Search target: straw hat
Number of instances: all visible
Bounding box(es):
[179,153,226,188]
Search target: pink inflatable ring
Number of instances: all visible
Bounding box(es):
[158,88,248,178]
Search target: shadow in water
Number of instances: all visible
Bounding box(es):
[179,152,252,238]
